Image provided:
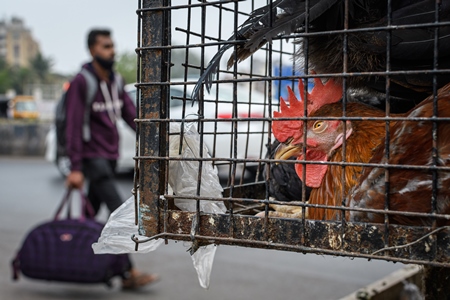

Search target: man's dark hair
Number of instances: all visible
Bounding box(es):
[87,29,111,49]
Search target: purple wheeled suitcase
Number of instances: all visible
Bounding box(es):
[11,189,131,286]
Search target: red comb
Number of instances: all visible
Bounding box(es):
[272,78,342,143]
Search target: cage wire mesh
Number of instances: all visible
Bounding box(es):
[134,0,450,268]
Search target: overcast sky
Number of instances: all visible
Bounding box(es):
[1,1,289,76]
[2,0,140,74]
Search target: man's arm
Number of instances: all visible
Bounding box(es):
[120,83,137,131]
[65,75,87,188]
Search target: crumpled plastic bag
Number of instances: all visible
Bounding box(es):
[92,196,164,254]
[168,123,226,288]
[191,244,218,289]
[93,122,225,289]
[168,122,226,214]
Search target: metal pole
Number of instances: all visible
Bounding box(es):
[137,0,170,237]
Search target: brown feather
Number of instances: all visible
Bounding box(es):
[348,84,450,226]
[306,102,389,220]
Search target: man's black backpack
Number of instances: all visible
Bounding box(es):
[54,69,123,175]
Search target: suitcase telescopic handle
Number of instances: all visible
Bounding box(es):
[54,188,96,221]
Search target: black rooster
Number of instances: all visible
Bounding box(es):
[192,0,450,111]
[264,139,312,202]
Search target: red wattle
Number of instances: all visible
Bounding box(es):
[295,150,329,188]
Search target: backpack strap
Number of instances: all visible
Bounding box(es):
[79,68,97,142]
[114,72,124,92]
[78,69,123,142]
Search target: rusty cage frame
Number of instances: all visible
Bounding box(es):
[133,0,450,296]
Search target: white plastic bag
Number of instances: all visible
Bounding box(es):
[168,122,226,214]
[93,122,225,289]
[191,244,218,289]
[92,196,164,254]
[168,122,226,289]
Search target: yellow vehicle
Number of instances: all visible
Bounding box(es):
[10,96,39,119]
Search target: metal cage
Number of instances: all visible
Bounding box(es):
[133,1,450,297]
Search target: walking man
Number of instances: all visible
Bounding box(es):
[65,28,158,289]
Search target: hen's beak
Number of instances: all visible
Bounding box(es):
[274,140,303,161]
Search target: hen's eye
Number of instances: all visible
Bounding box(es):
[314,121,323,129]
[313,121,327,132]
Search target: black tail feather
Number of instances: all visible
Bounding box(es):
[228,0,340,66]
[191,0,340,102]
[190,42,234,103]
[191,0,287,103]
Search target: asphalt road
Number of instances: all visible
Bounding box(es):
[0,157,403,300]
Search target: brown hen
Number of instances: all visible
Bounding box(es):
[273,80,450,225]
[348,84,450,226]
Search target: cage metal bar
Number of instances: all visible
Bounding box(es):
[159,193,450,222]
[134,69,450,87]
[383,0,393,255]
[211,1,224,164]
[133,0,143,226]
[136,115,450,122]
[174,0,191,157]
[137,0,170,237]
[431,1,441,226]
[339,0,349,231]
[145,209,450,267]
[300,0,311,246]
[134,154,450,174]
[422,2,450,299]
[135,230,450,268]
[137,0,246,12]
[136,21,450,52]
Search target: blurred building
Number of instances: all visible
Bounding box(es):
[0,17,40,68]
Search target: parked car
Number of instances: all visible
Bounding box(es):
[165,81,278,180]
[46,81,277,178]
[10,95,39,119]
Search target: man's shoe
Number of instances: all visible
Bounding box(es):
[122,269,160,290]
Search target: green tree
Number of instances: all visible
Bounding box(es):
[115,52,137,84]
[30,52,53,83]
[0,52,59,95]
[108,49,203,84]
[0,57,12,94]
[9,66,32,94]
